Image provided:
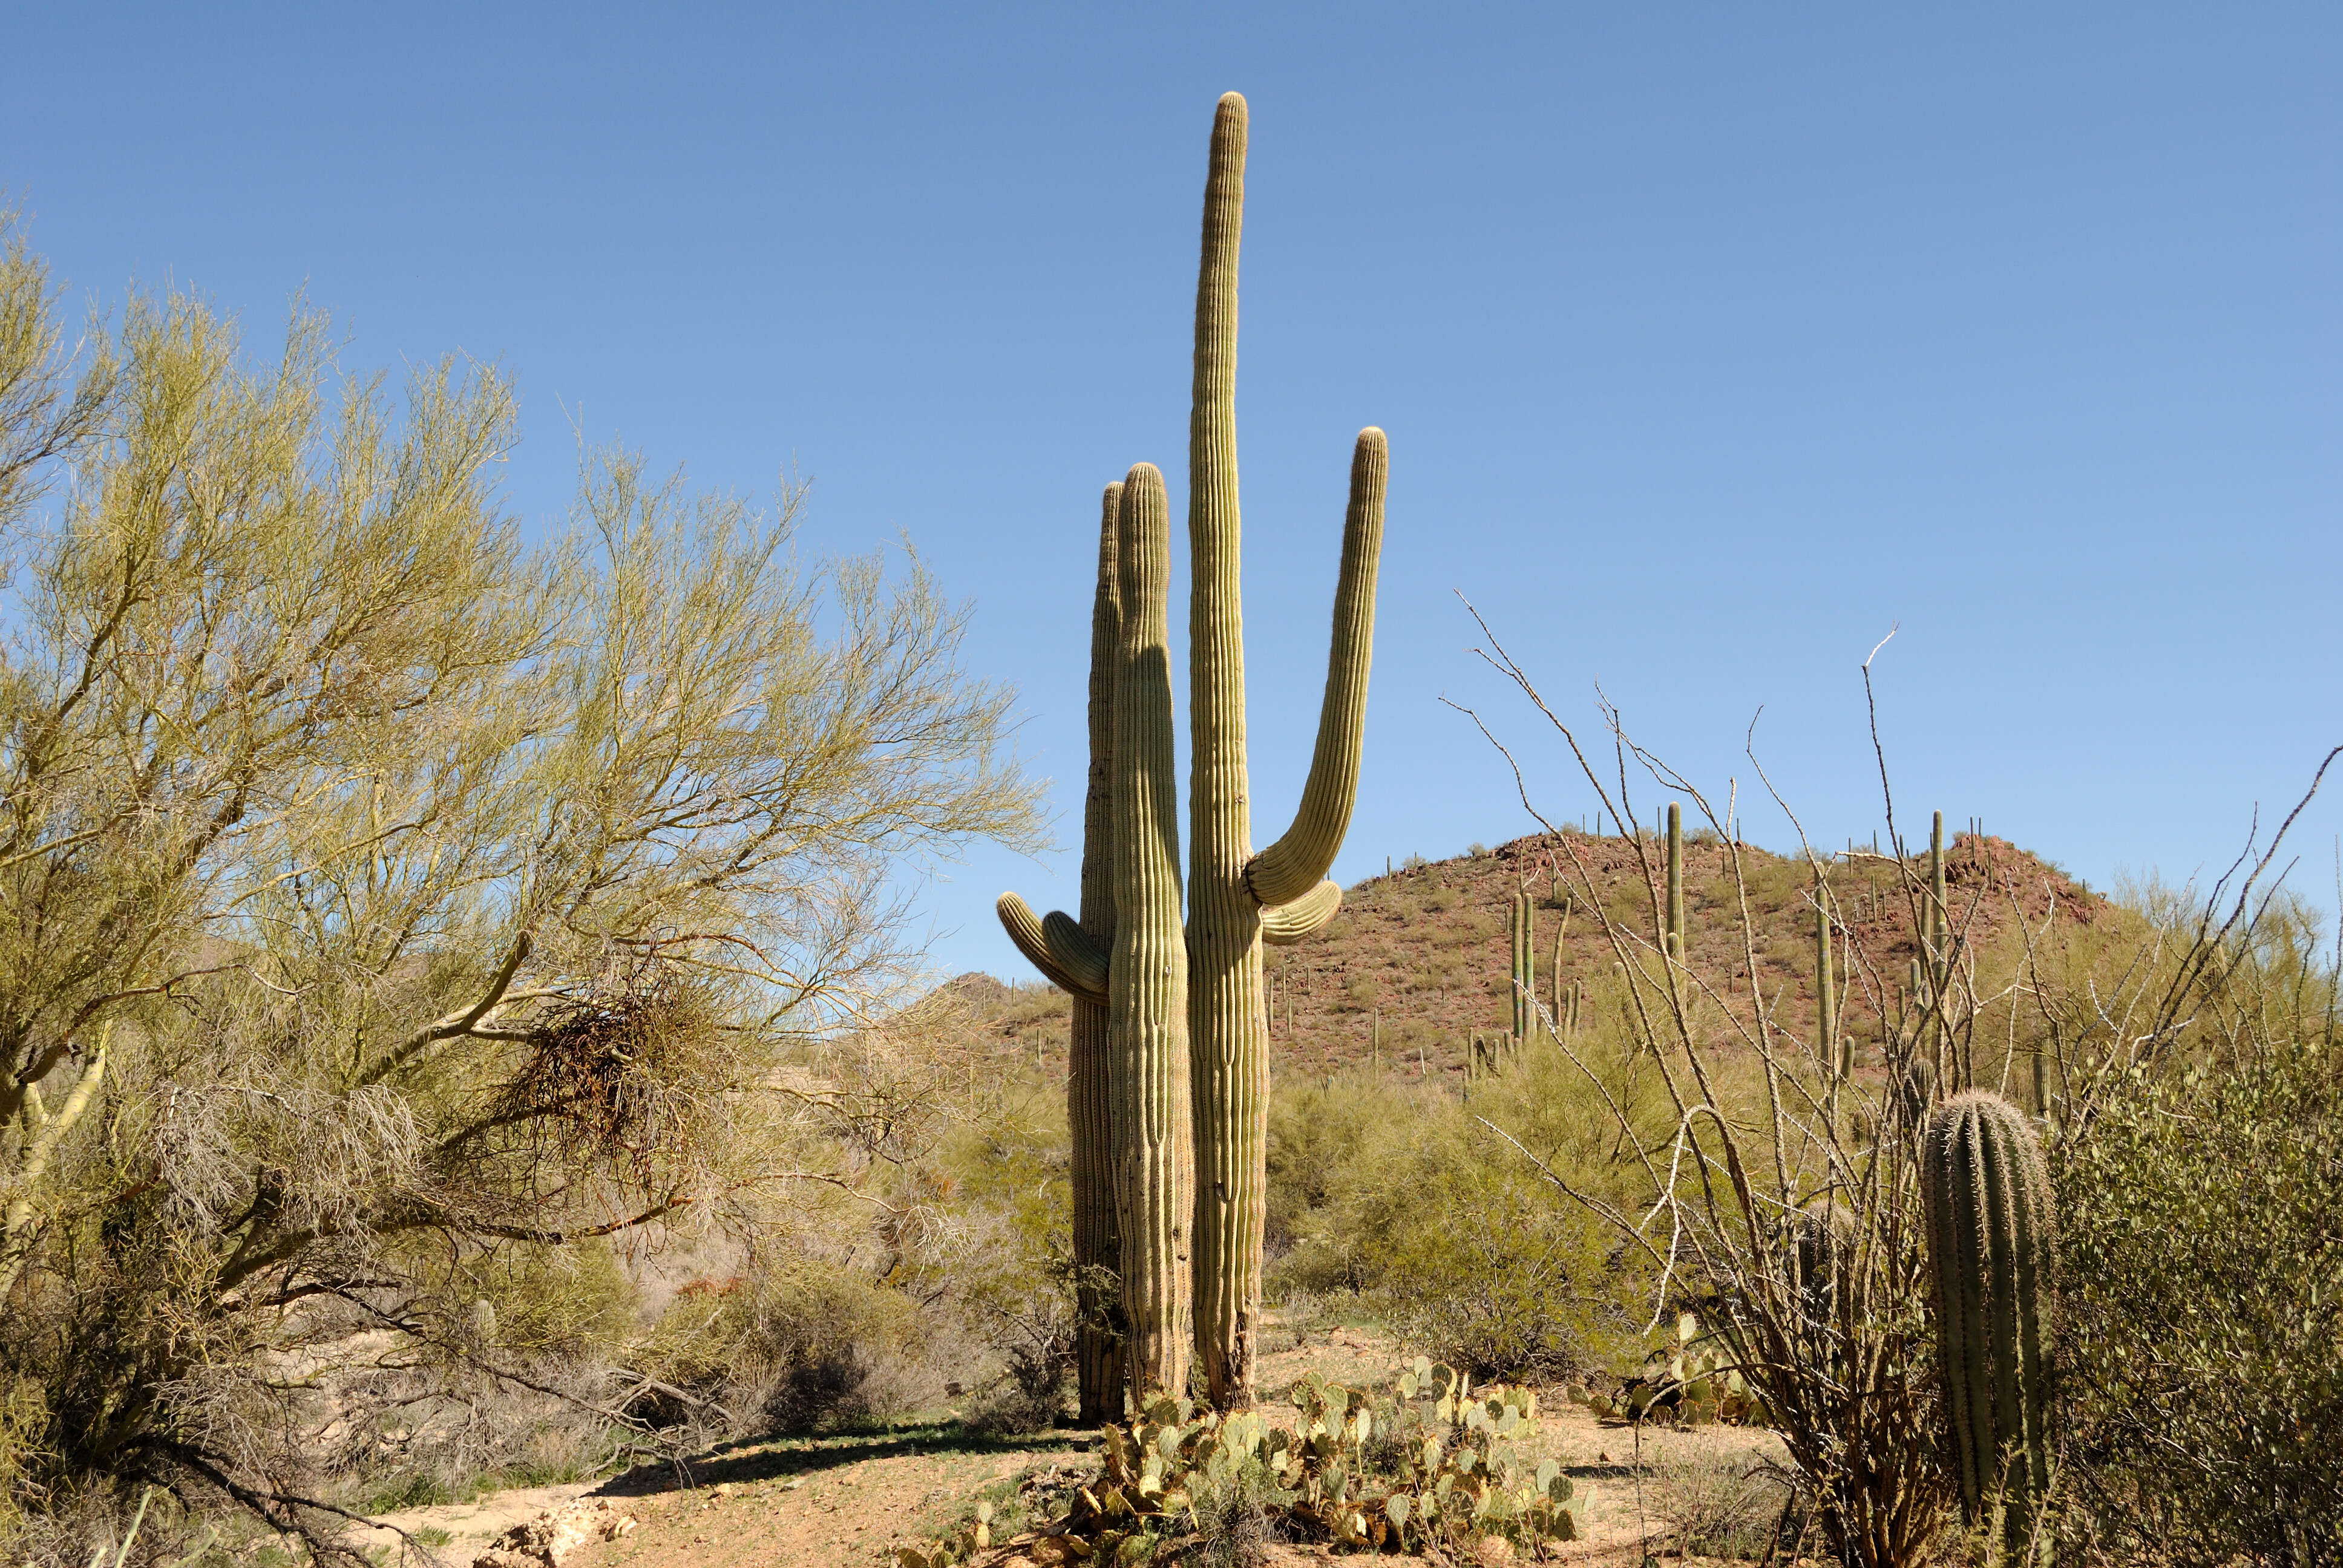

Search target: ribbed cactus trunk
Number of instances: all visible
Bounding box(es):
[1108,464,1194,1402]
[1815,892,1837,1065]
[1924,1091,2056,1564]
[1925,809,1948,1074]
[1184,90,1269,1414]
[1185,91,1385,1410]
[1069,482,1125,1422]
[1510,889,1533,1043]
[1665,803,1684,958]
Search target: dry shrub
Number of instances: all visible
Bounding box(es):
[637,1263,926,1436]
[1645,1437,1789,1561]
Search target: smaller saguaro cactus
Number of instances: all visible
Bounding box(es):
[1510,889,1535,1045]
[1895,1054,1939,1135]
[1926,809,1948,958]
[1548,907,1568,1040]
[1815,892,1837,1067]
[1664,803,1684,959]
[1924,1091,2057,1564]
[1791,1197,1855,1339]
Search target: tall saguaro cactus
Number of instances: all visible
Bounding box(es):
[1924,1090,2057,1564]
[996,93,1383,1411]
[1187,91,1385,1408]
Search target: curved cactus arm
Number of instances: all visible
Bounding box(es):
[995,891,1108,1001]
[1245,426,1388,909]
[1259,879,1342,946]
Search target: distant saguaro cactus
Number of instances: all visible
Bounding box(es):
[1665,803,1684,959]
[1924,1090,2057,1563]
[1510,889,1535,1045]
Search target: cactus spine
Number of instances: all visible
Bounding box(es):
[1924,1091,2056,1563]
[1665,803,1684,959]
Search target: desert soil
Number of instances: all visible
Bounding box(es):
[382,1317,1785,1568]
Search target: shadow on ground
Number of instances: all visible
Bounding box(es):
[594,1420,1095,1498]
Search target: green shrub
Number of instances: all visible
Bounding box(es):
[2055,1037,2342,1565]
[1265,1037,1653,1380]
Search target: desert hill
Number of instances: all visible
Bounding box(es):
[958,826,2109,1086]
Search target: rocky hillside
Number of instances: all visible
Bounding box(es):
[955,827,2109,1087]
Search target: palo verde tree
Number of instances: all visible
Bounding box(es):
[0,220,1040,1554]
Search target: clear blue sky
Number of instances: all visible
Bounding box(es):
[7,4,2336,981]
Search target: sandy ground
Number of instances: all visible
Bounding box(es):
[350,1484,598,1559]
[381,1319,1788,1568]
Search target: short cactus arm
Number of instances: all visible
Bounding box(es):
[996,891,1108,1000]
[1259,879,1342,946]
[1245,426,1388,908]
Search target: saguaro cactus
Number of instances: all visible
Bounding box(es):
[995,488,1126,1419]
[1066,484,1125,1418]
[998,93,1380,1412]
[1103,465,1196,1399]
[1665,803,1684,959]
[1815,892,1837,1067]
[1184,91,1384,1410]
[1510,889,1535,1045]
[1924,1091,2057,1563]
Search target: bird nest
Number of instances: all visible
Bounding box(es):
[494,965,723,1187]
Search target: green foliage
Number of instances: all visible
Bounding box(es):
[638,1263,926,1434]
[2054,1038,2342,1565]
[1265,1037,1654,1380]
[0,222,1041,1547]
